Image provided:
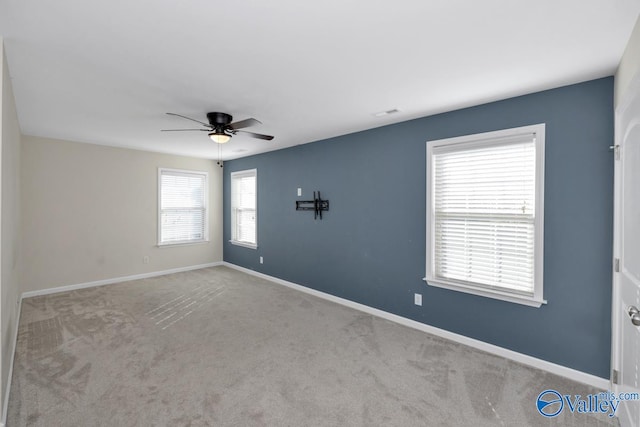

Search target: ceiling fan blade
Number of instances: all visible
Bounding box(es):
[161,128,210,132]
[166,112,211,127]
[236,130,274,140]
[228,118,261,130]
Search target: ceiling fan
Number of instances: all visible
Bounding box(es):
[161,112,274,143]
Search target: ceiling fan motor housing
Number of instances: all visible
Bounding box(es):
[207,112,233,126]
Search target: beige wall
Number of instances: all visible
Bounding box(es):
[615,15,640,106]
[21,136,223,293]
[1,40,22,423]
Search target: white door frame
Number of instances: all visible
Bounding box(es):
[612,70,639,382]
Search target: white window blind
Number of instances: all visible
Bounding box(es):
[230,169,257,248]
[158,169,208,245]
[426,124,545,307]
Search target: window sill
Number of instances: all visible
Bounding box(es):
[157,240,209,248]
[230,240,258,250]
[423,277,546,308]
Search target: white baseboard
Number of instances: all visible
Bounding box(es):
[223,262,610,390]
[21,262,223,299]
[2,295,22,427]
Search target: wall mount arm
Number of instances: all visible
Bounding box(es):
[295,191,329,220]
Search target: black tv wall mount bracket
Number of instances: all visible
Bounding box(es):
[295,191,329,220]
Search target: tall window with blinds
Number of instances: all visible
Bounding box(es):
[158,168,208,246]
[425,124,545,307]
[230,169,257,249]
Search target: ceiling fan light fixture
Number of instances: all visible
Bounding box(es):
[209,132,231,144]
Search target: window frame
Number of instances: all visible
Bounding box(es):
[425,124,546,307]
[230,168,258,250]
[157,167,209,247]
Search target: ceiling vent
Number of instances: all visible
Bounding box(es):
[373,109,400,117]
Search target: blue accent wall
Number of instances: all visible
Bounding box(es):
[224,77,614,378]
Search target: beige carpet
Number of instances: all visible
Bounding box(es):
[7,266,617,426]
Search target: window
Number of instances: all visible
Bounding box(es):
[158,168,208,246]
[425,124,545,307]
[230,169,257,249]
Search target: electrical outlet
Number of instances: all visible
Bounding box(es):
[143,256,150,264]
[414,293,422,306]
[297,188,302,196]
[260,256,264,264]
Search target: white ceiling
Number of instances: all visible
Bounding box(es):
[1,0,639,160]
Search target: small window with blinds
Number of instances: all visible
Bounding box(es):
[158,168,208,246]
[230,169,257,249]
[425,124,546,307]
